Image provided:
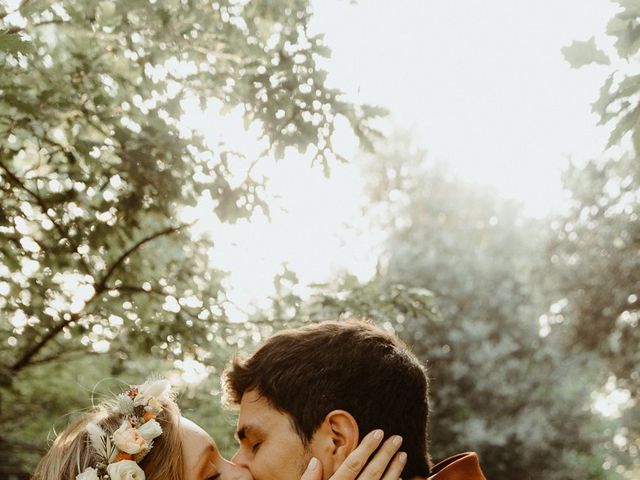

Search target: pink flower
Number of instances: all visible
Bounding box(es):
[112,421,147,455]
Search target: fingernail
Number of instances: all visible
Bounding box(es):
[307,457,319,471]
[373,429,384,440]
[399,452,407,464]
[392,435,403,446]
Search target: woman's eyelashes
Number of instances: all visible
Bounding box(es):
[251,442,262,453]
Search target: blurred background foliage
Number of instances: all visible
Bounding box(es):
[1,0,639,479]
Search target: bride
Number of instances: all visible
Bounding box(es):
[32,379,406,480]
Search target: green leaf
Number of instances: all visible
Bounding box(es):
[0,32,33,54]
[632,123,640,155]
[314,44,332,58]
[614,0,640,20]
[606,103,640,149]
[561,37,610,68]
[361,104,389,118]
[592,74,616,123]
[607,7,640,58]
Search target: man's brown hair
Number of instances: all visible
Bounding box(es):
[224,320,431,478]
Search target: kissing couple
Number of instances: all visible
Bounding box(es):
[33,320,487,479]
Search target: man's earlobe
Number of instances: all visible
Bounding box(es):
[325,410,359,463]
[309,410,360,477]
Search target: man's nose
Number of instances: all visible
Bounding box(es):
[231,448,245,467]
[219,456,254,480]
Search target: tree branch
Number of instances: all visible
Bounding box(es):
[9,222,193,373]
[112,284,168,297]
[95,223,192,293]
[0,161,94,277]
[9,312,80,373]
[18,347,102,369]
[32,18,67,28]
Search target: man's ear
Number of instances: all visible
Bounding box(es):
[312,410,359,475]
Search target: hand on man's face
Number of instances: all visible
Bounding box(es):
[233,390,313,480]
[232,391,409,480]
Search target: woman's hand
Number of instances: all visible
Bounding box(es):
[299,429,407,480]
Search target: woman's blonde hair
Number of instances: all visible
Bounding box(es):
[32,389,184,480]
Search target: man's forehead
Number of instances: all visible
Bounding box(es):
[236,389,294,438]
[239,389,272,415]
[237,391,275,427]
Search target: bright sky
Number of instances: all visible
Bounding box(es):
[182,0,620,313]
[310,0,618,217]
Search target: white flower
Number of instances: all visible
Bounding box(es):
[107,460,145,480]
[76,467,100,480]
[137,419,162,442]
[115,393,135,415]
[136,380,171,402]
[112,420,147,454]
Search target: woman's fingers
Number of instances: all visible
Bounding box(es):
[355,434,405,480]
[299,457,323,480]
[380,451,407,480]
[332,429,385,480]
[298,430,407,480]
[330,430,405,480]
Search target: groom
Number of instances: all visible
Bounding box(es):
[223,320,486,480]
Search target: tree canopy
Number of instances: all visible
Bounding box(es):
[0,0,384,475]
[1,0,639,478]
[0,0,387,379]
[352,133,627,479]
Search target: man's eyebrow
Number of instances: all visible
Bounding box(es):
[236,424,264,441]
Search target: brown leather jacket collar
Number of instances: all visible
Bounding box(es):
[427,452,487,480]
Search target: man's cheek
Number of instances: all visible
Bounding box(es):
[263,455,283,480]
[251,457,269,480]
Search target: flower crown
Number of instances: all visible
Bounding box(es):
[76,379,172,480]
